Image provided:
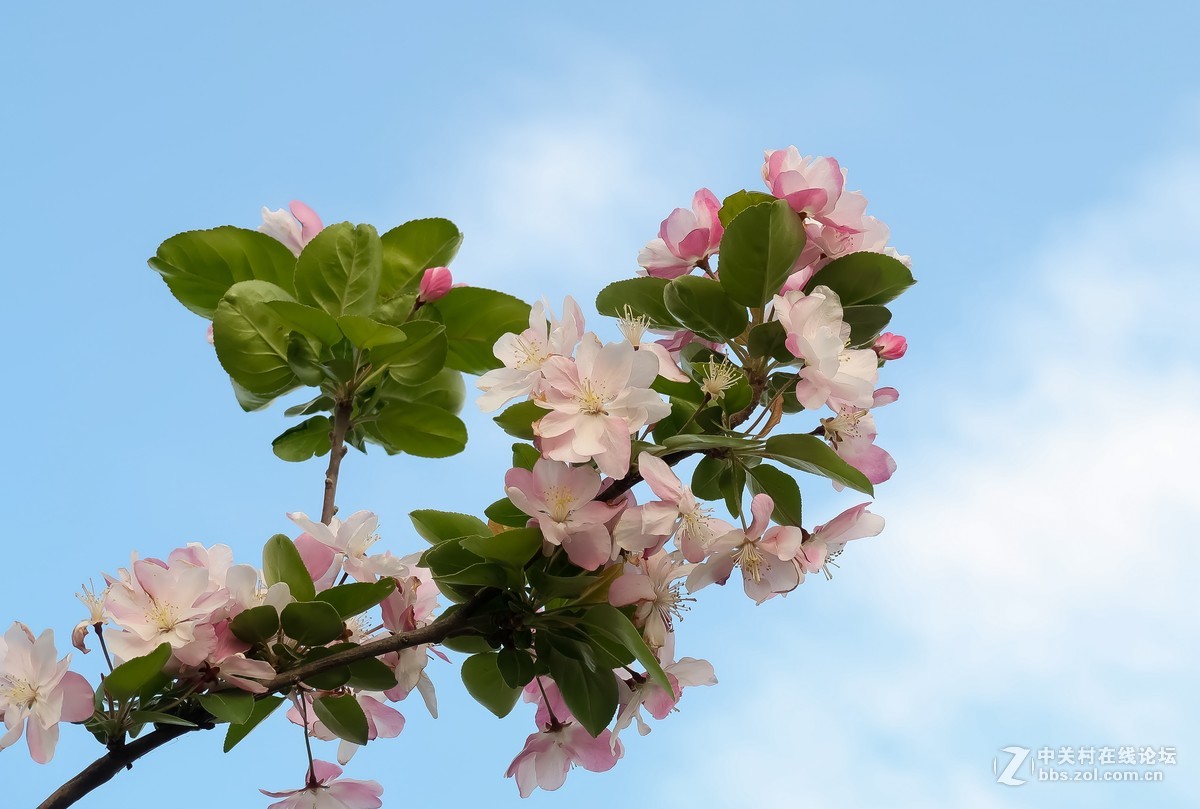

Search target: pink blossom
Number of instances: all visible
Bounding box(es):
[612,654,715,746]
[627,452,734,563]
[772,286,878,409]
[190,623,276,693]
[873,332,907,360]
[762,147,845,221]
[685,494,801,604]
[261,759,383,809]
[289,691,406,765]
[615,310,688,382]
[505,459,621,570]
[71,582,107,654]
[259,200,324,257]
[417,266,454,303]
[0,623,93,763]
[637,188,723,278]
[288,511,399,583]
[535,337,670,479]
[821,391,897,487]
[799,503,885,575]
[476,297,585,412]
[505,723,623,797]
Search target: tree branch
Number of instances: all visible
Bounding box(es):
[320,399,353,524]
[38,591,493,809]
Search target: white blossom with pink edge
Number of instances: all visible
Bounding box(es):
[0,623,93,764]
[608,549,694,649]
[71,582,107,654]
[611,651,715,748]
[685,494,801,604]
[821,387,899,488]
[259,200,324,257]
[505,459,621,570]
[798,503,885,577]
[287,510,401,583]
[762,147,846,223]
[535,336,670,479]
[615,309,689,383]
[637,188,723,279]
[772,285,878,410]
[102,557,227,666]
[623,452,735,563]
[476,297,586,412]
[504,722,623,797]
[260,759,383,809]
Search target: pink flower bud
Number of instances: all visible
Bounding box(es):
[873,332,907,360]
[418,266,454,302]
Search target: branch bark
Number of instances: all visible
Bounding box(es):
[320,399,353,524]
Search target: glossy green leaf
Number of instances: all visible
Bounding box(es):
[286,333,325,386]
[747,320,793,362]
[493,400,544,440]
[228,604,280,644]
[409,510,491,544]
[691,455,727,501]
[428,287,532,374]
[271,415,333,462]
[664,275,749,342]
[262,534,317,602]
[581,605,672,691]
[460,527,542,566]
[761,433,873,495]
[315,578,397,619]
[149,226,296,319]
[461,652,522,718]
[378,366,465,414]
[280,600,345,646]
[371,321,447,385]
[594,277,680,329]
[212,280,301,396]
[497,648,536,689]
[313,694,369,745]
[336,315,406,349]
[545,644,618,737]
[295,222,382,318]
[262,300,343,346]
[747,464,803,526]
[659,433,763,453]
[223,695,284,752]
[717,189,776,227]
[805,251,915,306]
[379,218,463,298]
[346,657,399,691]
[198,691,256,725]
[103,643,171,701]
[129,710,198,728]
[373,401,467,457]
[511,443,540,470]
[484,497,531,528]
[718,199,807,307]
[842,304,893,347]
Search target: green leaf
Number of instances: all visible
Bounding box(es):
[285,394,335,418]
[231,379,278,412]
[842,304,893,348]
[460,527,542,566]
[224,695,284,752]
[149,226,297,319]
[212,280,302,397]
[747,320,793,362]
[493,400,544,440]
[747,464,803,527]
[286,333,325,386]
[198,691,256,725]
[271,415,333,463]
[373,401,467,458]
[103,643,171,701]
[295,222,382,318]
[315,578,397,619]
[129,710,198,728]
[410,510,492,544]
[664,275,749,342]
[484,497,531,528]
[461,652,522,718]
[545,644,618,736]
[691,455,727,501]
[659,433,763,453]
[594,277,680,329]
[262,300,343,346]
[428,287,532,374]
[280,601,345,646]
[336,315,407,349]
[497,648,536,689]
[511,443,540,470]
[717,190,777,227]
[761,433,873,495]
[378,366,465,415]
[371,321,447,385]
[262,534,317,602]
[379,218,463,298]
[313,694,369,745]
[718,199,807,307]
[346,657,399,691]
[806,251,915,306]
[581,605,672,691]
[229,604,281,644]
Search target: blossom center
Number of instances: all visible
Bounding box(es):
[734,541,766,583]
[617,307,649,346]
[1,677,40,710]
[821,407,866,446]
[543,486,577,523]
[680,503,715,545]
[145,599,180,631]
[513,335,549,370]
[576,380,611,415]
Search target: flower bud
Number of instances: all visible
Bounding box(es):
[873,332,907,360]
[418,266,454,302]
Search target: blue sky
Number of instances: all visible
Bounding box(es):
[2,2,1198,806]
